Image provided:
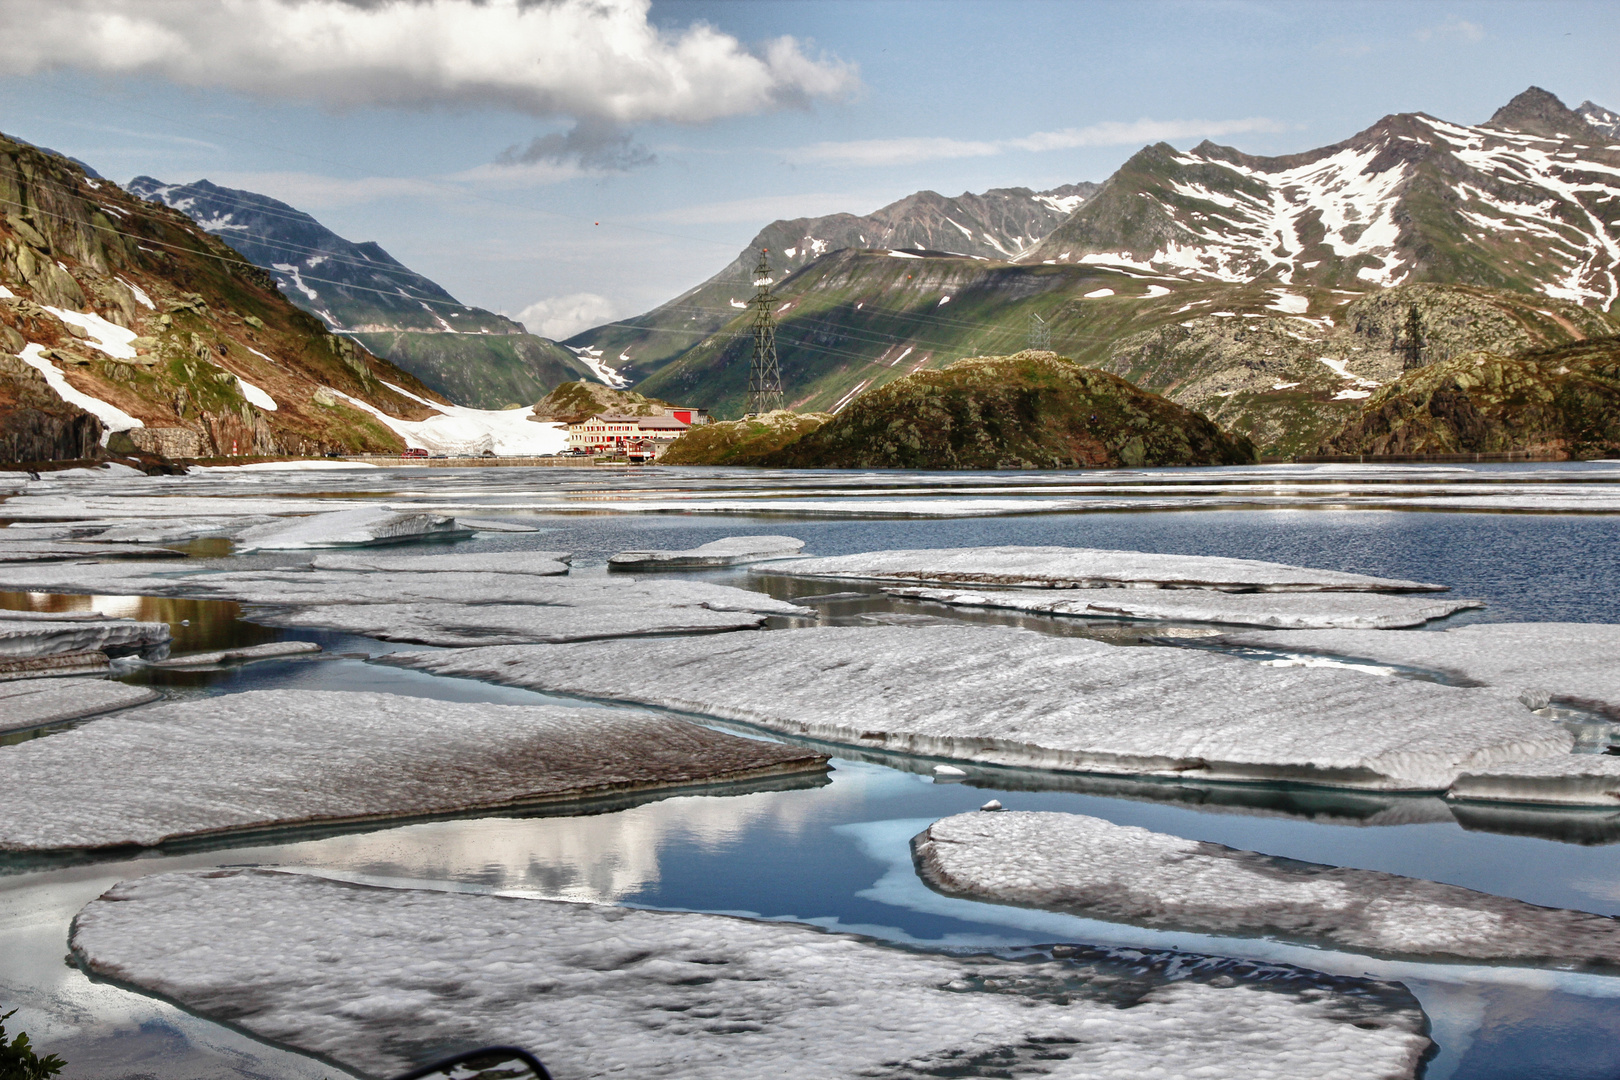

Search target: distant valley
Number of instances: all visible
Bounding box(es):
[128,178,597,409]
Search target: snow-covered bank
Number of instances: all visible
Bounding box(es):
[1211,624,1620,716]
[756,546,1448,592]
[888,585,1482,629]
[0,690,828,851]
[332,384,567,457]
[69,870,1431,1080]
[386,625,1569,791]
[915,811,1620,968]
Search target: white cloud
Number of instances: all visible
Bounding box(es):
[517,293,618,341]
[0,0,859,124]
[1416,17,1485,43]
[790,117,1287,167]
[201,171,447,209]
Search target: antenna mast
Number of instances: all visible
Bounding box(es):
[1027,312,1051,352]
[747,249,784,415]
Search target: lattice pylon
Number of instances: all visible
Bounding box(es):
[747,249,785,415]
[1028,311,1051,352]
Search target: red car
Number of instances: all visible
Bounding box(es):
[400,447,428,459]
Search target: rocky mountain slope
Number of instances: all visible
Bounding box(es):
[1028,87,1620,306]
[0,132,454,462]
[659,409,830,466]
[1316,336,1620,459]
[751,351,1257,470]
[564,182,1097,385]
[609,89,1620,456]
[128,177,595,408]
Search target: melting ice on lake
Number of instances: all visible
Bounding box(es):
[755,546,1448,592]
[68,869,1432,1080]
[0,690,827,851]
[914,810,1620,968]
[386,624,1571,792]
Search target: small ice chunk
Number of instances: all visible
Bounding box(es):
[916,811,1620,966]
[609,535,806,569]
[151,641,321,668]
[980,799,1003,811]
[68,869,1432,1080]
[456,518,539,533]
[0,678,159,734]
[757,546,1447,593]
[0,690,829,850]
[887,585,1483,629]
[933,764,966,776]
[234,508,469,551]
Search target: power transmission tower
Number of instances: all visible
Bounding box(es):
[746,249,784,415]
[1395,305,1425,370]
[1028,312,1051,352]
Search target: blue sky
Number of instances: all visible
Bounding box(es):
[1,0,1617,338]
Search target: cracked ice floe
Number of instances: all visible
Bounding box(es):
[1449,756,1620,806]
[0,613,170,659]
[151,641,321,668]
[608,535,805,569]
[386,625,1570,791]
[311,550,570,575]
[234,507,470,551]
[0,678,159,734]
[68,869,1431,1080]
[0,690,827,851]
[1209,624,1620,717]
[886,586,1482,629]
[0,538,187,562]
[754,546,1446,593]
[916,810,1620,969]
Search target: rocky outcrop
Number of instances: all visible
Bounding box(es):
[531,380,675,423]
[0,131,450,462]
[756,352,1257,470]
[1316,337,1620,459]
[659,410,830,465]
[0,352,103,461]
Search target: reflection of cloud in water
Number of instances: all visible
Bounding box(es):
[296,761,885,904]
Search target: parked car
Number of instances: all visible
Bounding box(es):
[400,448,428,459]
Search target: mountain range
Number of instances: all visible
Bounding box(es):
[571,87,1620,454]
[127,178,595,408]
[566,182,1097,385]
[0,131,449,462]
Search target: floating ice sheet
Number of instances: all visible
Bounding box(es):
[387,625,1570,791]
[757,546,1447,593]
[1450,757,1620,807]
[311,551,571,575]
[1212,624,1620,715]
[0,690,828,851]
[888,586,1482,629]
[0,678,159,733]
[234,508,470,551]
[150,641,321,668]
[69,870,1431,1080]
[915,811,1620,968]
[609,535,805,569]
[0,615,170,659]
